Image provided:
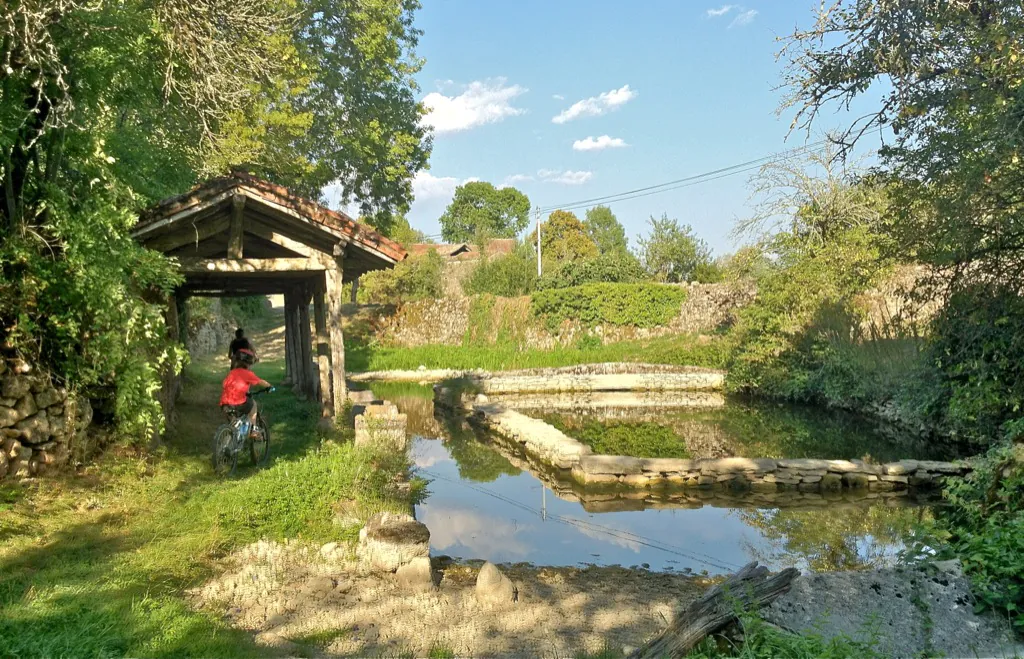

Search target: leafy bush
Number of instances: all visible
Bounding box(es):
[926,441,1024,632]
[462,245,537,297]
[531,282,686,328]
[536,252,647,290]
[222,296,271,324]
[921,284,1024,446]
[358,250,444,304]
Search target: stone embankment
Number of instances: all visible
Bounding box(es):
[1,358,92,480]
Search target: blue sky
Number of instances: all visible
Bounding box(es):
[401,1,885,255]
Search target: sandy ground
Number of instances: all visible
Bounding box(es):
[193,540,707,658]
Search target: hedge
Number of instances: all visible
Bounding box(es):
[530,282,687,328]
[536,252,647,290]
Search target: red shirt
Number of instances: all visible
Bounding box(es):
[220,368,262,406]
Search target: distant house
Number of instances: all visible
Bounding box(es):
[407,239,515,262]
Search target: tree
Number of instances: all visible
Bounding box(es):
[638,215,714,283]
[529,210,599,267]
[438,182,530,243]
[779,0,1024,289]
[584,205,628,254]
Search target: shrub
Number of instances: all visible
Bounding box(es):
[536,252,647,290]
[222,296,271,324]
[462,245,537,297]
[357,250,444,304]
[531,282,686,328]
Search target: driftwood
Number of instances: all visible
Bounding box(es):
[628,562,800,658]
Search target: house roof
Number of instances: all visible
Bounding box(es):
[134,171,406,264]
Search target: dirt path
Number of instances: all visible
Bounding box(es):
[195,540,706,658]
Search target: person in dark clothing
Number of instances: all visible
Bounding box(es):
[228,328,256,367]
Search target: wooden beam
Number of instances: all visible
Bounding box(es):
[144,215,230,253]
[133,190,234,238]
[282,290,297,386]
[325,258,347,418]
[313,277,332,416]
[177,257,326,273]
[245,219,316,257]
[228,194,245,259]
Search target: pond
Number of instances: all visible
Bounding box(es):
[369,384,939,576]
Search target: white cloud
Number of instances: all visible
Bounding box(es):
[538,169,593,185]
[551,84,637,124]
[418,505,532,559]
[572,135,628,152]
[412,171,461,201]
[729,9,758,27]
[552,94,565,100]
[421,78,528,134]
[706,4,735,17]
[502,174,534,187]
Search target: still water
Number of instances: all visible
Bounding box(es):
[373,385,936,576]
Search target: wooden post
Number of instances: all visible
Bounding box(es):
[313,276,332,417]
[282,289,296,386]
[228,194,245,259]
[325,259,347,418]
[298,283,315,399]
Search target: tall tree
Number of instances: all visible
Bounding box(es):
[584,205,628,254]
[438,181,530,243]
[779,0,1024,288]
[530,210,599,266]
[638,214,714,283]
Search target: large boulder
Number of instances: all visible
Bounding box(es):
[356,512,430,572]
[475,562,517,605]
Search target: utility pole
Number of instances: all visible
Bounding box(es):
[535,208,542,277]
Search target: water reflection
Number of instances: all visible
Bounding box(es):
[384,387,934,575]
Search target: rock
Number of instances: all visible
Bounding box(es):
[395,556,435,591]
[0,360,6,377]
[0,451,7,479]
[34,388,64,410]
[16,414,50,445]
[639,457,696,473]
[357,512,430,572]
[28,375,48,394]
[0,405,18,429]
[820,473,843,491]
[1,376,31,401]
[320,542,341,557]
[347,389,376,404]
[885,460,919,476]
[475,562,516,605]
[13,395,36,423]
[48,412,67,436]
[301,576,335,596]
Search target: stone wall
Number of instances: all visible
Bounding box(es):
[0,359,93,480]
[371,281,755,349]
[448,397,969,496]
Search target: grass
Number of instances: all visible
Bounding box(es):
[346,332,732,373]
[0,355,418,658]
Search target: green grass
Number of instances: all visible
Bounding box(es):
[346,333,731,373]
[543,416,693,459]
[0,356,418,658]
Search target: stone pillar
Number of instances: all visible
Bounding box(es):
[313,276,332,417]
[325,259,346,419]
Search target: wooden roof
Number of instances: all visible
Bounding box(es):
[132,173,407,295]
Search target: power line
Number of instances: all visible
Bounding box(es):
[534,136,836,214]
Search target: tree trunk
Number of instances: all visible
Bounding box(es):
[628,562,799,658]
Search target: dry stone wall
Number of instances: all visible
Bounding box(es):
[0,358,93,480]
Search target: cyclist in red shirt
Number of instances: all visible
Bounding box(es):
[220,349,271,428]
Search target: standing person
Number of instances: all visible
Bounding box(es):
[228,328,256,367]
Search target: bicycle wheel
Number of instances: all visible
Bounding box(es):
[249,415,271,466]
[212,424,239,477]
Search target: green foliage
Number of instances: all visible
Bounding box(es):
[537,252,647,290]
[439,419,521,483]
[531,283,687,329]
[221,297,272,325]
[927,442,1024,631]
[463,243,538,297]
[543,417,692,459]
[638,214,715,283]
[687,610,883,658]
[358,251,444,304]
[780,0,1024,293]
[530,209,600,269]
[921,284,1024,446]
[439,182,530,242]
[584,205,629,254]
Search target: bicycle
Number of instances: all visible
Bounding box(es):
[212,387,274,477]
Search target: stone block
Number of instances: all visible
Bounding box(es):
[800,474,823,484]
[843,473,871,489]
[798,482,821,493]
[697,475,715,487]
[579,454,642,475]
[1,375,31,401]
[0,405,18,429]
[15,414,50,445]
[13,395,36,423]
[621,474,653,487]
[884,460,919,476]
[879,474,909,485]
[476,562,516,605]
[777,458,831,472]
[702,457,776,474]
[917,461,964,475]
[357,512,429,572]
[820,473,843,491]
[639,457,695,473]
[395,556,435,591]
[34,388,64,410]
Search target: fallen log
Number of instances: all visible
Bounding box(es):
[628,561,800,658]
